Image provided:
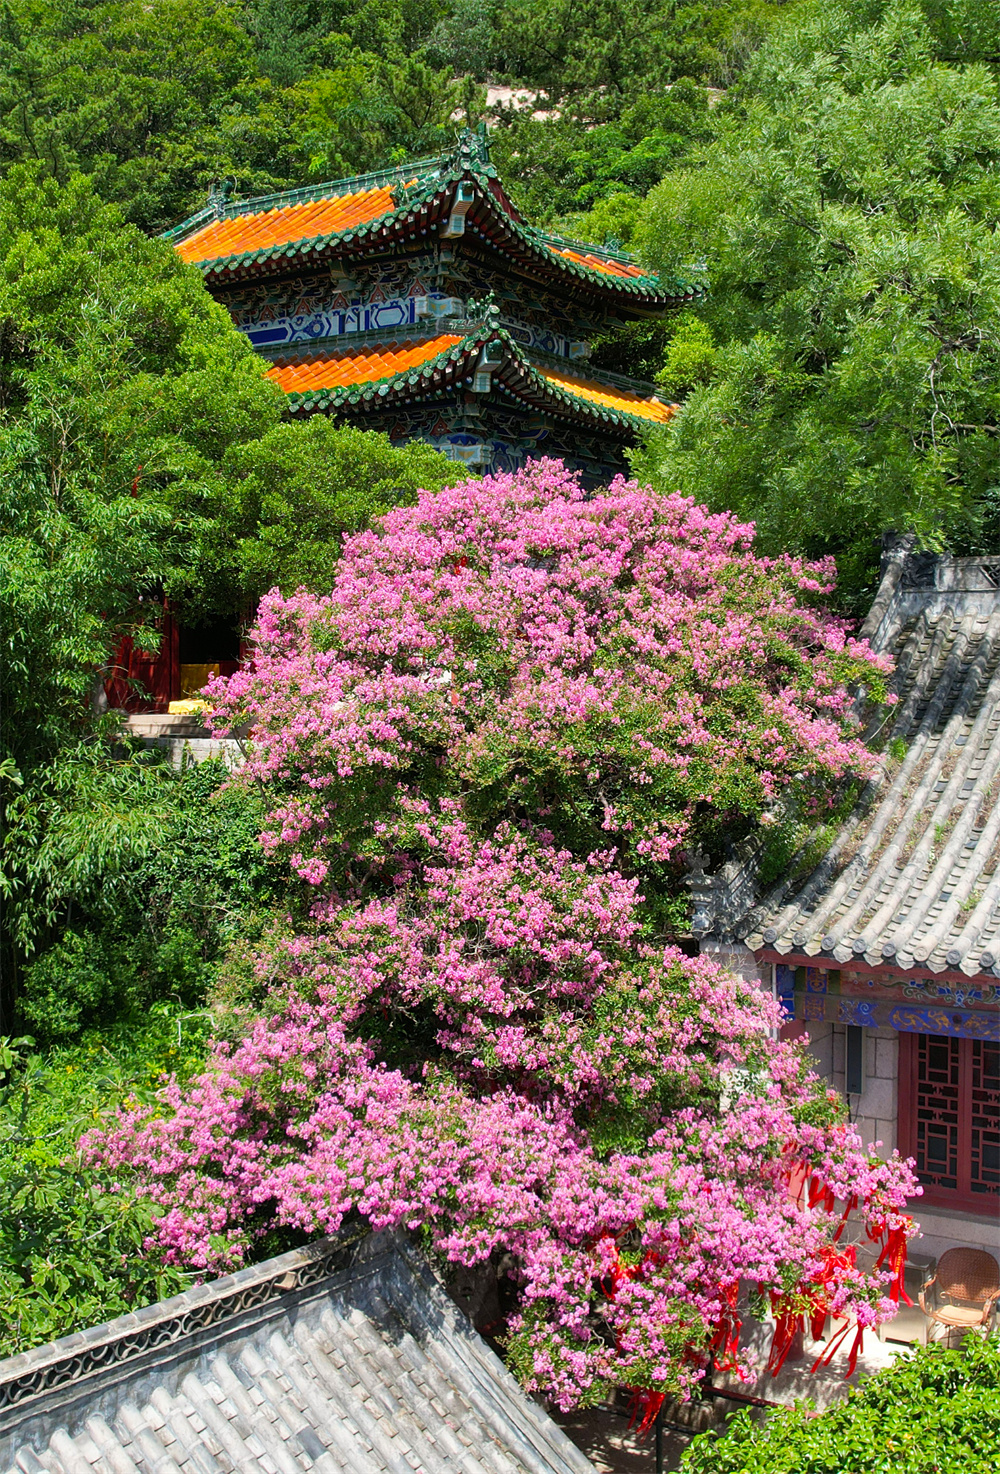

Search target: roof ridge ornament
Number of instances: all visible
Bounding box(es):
[466,293,501,329]
[454,122,491,169]
[207,177,236,217]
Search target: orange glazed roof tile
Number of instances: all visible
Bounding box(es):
[539,367,674,423]
[265,336,463,395]
[552,247,647,280]
[176,184,403,265]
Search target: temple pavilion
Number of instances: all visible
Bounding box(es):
[164,128,697,483]
[111,134,693,715]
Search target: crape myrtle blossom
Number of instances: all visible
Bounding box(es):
[204,459,892,882]
[87,463,915,1408]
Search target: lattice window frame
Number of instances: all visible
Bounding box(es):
[899,1031,1000,1213]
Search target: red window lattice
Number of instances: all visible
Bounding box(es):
[899,1032,1000,1212]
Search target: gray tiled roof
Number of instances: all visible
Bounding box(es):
[0,1232,595,1474]
[742,551,1000,977]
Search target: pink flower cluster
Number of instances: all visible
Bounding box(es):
[206,460,891,880]
[86,463,913,1408]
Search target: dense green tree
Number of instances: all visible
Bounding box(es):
[301,45,482,181]
[0,166,455,1026]
[0,165,281,769]
[0,0,262,232]
[633,0,1000,607]
[432,0,799,96]
[182,420,462,623]
[4,754,293,1038]
[491,81,712,223]
[0,1009,210,1354]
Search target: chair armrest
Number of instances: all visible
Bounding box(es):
[918,1274,938,1314]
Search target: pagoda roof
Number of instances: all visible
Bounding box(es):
[165,135,696,312]
[264,324,675,434]
[740,551,1000,978]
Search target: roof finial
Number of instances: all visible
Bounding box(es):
[455,122,490,169]
[207,177,236,215]
[466,291,500,328]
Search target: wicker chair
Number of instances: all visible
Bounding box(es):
[919,1248,1000,1334]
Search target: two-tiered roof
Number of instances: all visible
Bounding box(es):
[166,130,696,480]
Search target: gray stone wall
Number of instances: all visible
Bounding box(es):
[801,1023,897,1152]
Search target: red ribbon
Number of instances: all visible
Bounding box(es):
[628,1389,666,1438]
[708,1281,743,1372]
[810,1317,865,1378]
[873,1220,913,1305]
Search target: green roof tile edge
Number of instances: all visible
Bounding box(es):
[160,152,454,243]
[280,328,490,412]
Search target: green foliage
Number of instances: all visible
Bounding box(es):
[657,311,717,397]
[303,45,483,180]
[682,1333,1000,1473]
[177,420,461,620]
[3,752,294,1040]
[0,0,262,233]
[479,0,798,99]
[0,2,804,235]
[491,81,713,224]
[0,1006,209,1355]
[634,0,1000,608]
[0,164,282,767]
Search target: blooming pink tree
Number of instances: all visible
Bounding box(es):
[89,462,915,1408]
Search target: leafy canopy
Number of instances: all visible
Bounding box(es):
[0,0,804,234]
[633,0,1000,605]
[0,164,280,767]
[0,1008,210,1356]
[4,754,297,1039]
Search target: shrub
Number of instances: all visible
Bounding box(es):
[683,1333,1000,1474]
[0,1009,210,1356]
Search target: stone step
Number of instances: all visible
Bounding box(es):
[124,714,211,739]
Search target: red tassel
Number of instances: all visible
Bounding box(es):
[710,1285,743,1372]
[831,1193,857,1243]
[628,1389,665,1438]
[810,1318,852,1372]
[845,1323,865,1378]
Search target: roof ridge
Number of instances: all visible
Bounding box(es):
[161,153,456,242]
[0,1230,368,1419]
[526,351,670,401]
[531,224,650,271]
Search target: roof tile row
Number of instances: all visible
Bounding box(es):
[539,366,674,423]
[265,337,462,394]
[744,559,1000,976]
[176,186,399,266]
